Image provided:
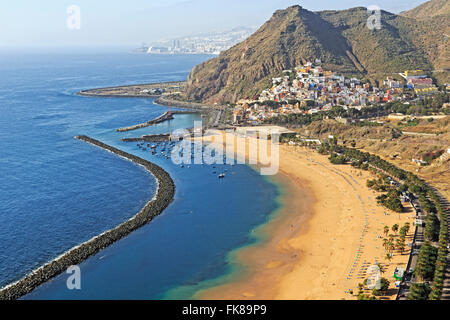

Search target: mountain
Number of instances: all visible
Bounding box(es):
[185,3,449,104]
[185,5,362,104]
[317,8,431,75]
[401,0,450,19]
[399,0,450,84]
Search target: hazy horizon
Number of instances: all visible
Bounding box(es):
[1,0,428,49]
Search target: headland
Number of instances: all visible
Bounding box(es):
[78,81,186,98]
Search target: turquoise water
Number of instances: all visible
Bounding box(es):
[164,174,286,300]
[0,50,280,299]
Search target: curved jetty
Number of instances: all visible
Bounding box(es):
[116,110,200,133]
[0,136,175,300]
[117,111,174,132]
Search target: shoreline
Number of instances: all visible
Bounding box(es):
[162,170,289,299]
[192,132,413,300]
[0,136,175,300]
[188,135,317,299]
[188,171,314,300]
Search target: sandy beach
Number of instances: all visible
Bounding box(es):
[194,130,415,300]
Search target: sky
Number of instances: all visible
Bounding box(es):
[0,0,429,48]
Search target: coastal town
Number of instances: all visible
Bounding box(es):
[231,61,445,125]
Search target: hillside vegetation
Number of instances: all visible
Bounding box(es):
[401,0,450,19]
[297,117,450,199]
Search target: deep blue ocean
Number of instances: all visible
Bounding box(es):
[0,50,280,299]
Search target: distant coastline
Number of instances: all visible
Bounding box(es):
[0,136,175,300]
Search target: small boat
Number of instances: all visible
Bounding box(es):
[218,173,226,179]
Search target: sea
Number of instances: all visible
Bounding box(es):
[0,48,281,299]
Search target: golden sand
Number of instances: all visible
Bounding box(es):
[193,131,414,300]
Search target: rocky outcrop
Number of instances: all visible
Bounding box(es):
[0,136,175,300]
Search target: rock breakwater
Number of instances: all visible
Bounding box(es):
[0,136,175,300]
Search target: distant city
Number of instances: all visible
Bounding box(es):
[133,27,256,55]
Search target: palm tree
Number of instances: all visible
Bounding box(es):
[398,242,406,254]
[395,238,404,251]
[399,227,407,238]
[385,253,393,263]
[382,238,389,249]
[388,241,395,254]
[392,224,399,235]
[404,222,410,236]
[388,234,395,242]
[384,226,389,236]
